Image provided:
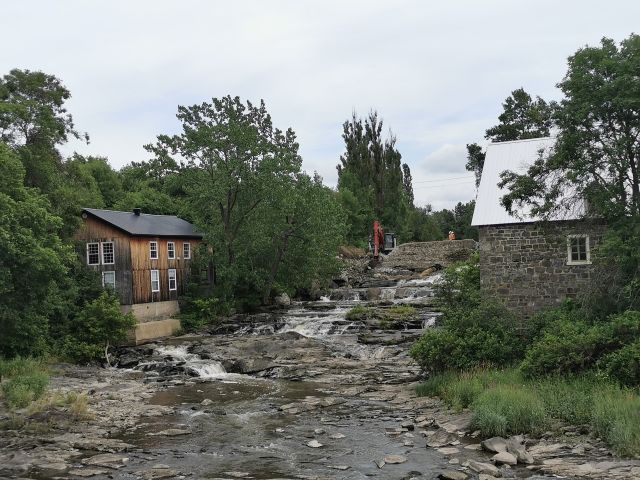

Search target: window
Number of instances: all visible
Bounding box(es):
[87,243,100,265]
[102,271,116,290]
[567,235,590,265]
[183,242,191,259]
[167,242,176,259]
[101,242,115,264]
[151,270,160,292]
[150,241,158,259]
[168,269,177,291]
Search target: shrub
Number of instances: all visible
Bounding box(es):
[56,292,136,363]
[2,372,49,408]
[411,315,520,373]
[600,340,640,387]
[471,385,548,436]
[521,310,640,378]
[0,357,46,381]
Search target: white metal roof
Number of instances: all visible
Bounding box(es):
[471,137,583,226]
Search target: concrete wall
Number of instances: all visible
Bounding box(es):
[383,239,477,271]
[122,300,180,323]
[132,319,181,345]
[479,221,605,317]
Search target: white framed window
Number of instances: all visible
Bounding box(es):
[167,242,176,259]
[168,269,177,291]
[102,271,116,290]
[101,242,115,265]
[151,269,160,292]
[183,242,191,259]
[87,243,100,265]
[150,241,158,259]
[567,235,591,265]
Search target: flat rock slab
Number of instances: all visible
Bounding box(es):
[306,440,323,448]
[82,453,129,468]
[438,470,468,480]
[492,451,517,466]
[147,428,190,436]
[383,454,407,464]
[481,437,508,453]
[68,468,109,477]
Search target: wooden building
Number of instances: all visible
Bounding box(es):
[75,208,203,324]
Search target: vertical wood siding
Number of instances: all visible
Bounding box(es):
[75,216,201,305]
[74,216,133,305]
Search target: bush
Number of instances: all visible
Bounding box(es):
[600,340,640,387]
[521,310,640,379]
[1,371,49,408]
[56,292,136,363]
[411,300,520,373]
[0,357,46,381]
[471,385,548,436]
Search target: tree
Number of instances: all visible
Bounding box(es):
[485,87,554,142]
[465,88,554,185]
[0,69,87,192]
[337,111,413,243]
[146,96,344,304]
[0,143,73,357]
[500,35,640,221]
[465,143,486,187]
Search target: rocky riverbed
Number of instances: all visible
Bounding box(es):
[2,267,639,479]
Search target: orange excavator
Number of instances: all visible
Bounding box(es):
[370,220,397,260]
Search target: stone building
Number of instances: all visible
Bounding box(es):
[471,137,604,317]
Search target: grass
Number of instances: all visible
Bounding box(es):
[416,368,640,457]
[0,357,50,408]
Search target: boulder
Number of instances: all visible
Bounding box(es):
[481,437,508,453]
[467,460,501,476]
[438,470,468,480]
[274,293,291,307]
[426,428,458,448]
[492,451,517,466]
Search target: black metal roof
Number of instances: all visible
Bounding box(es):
[83,208,204,238]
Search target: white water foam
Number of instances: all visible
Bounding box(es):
[155,345,228,379]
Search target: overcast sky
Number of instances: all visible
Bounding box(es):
[2,1,638,210]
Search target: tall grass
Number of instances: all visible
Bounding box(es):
[416,368,640,457]
[0,357,50,408]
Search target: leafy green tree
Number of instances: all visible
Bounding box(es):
[465,143,486,187]
[485,87,554,142]
[337,111,413,243]
[501,36,640,221]
[465,88,553,186]
[0,143,73,357]
[0,69,87,192]
[146,96,344,304]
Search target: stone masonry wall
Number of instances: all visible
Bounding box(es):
[479,221,606,317]
[384,239,477,271]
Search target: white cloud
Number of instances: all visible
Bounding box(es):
[2,0,639,209]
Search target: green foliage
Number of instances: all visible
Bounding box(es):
[2,372,49,408]
[520,310,640,378]
[472,385,548,437]
[147,96,346,309]
[484,88,554,142]
[411,254,523,374]
[0,143,73,358]
[600,340,640,387]
[0,357,49,409]
[501,34,640,221]
[416,368,640,455]
[56,292,136,363]
[592,388,640,457]
[336,111,413,243]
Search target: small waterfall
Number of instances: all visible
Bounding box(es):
[319,295,331,302]
[154,345,228,379]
